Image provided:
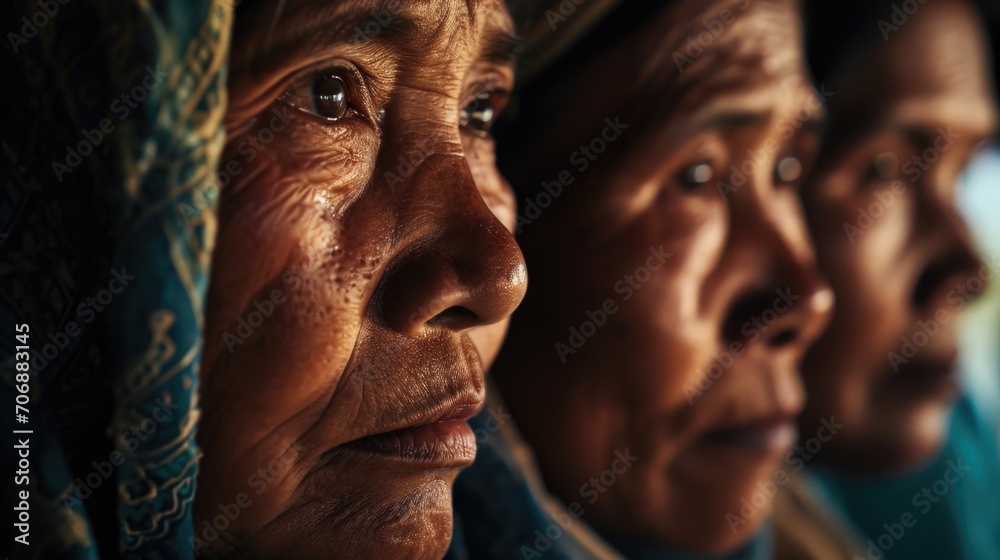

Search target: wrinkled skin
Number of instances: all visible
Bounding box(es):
[195,1,526,558]
[493,0,832,553]
[799,0,997,475]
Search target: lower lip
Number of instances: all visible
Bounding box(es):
[340,420,477,468]
[699,419,797,454]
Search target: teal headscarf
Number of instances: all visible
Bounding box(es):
[1,0,230,557]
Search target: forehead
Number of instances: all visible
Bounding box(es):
[839,0,997,136]
[232,0,513,66]
[627,0,814,139]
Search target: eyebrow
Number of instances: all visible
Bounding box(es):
[688,109,826,142]
[700,110,772,133]
[480,29,523,66]
[842,119,990,154]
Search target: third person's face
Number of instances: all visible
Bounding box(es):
[799,0,997,475]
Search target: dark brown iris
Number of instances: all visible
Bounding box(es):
[312,74,348,120]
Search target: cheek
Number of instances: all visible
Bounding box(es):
[467,320,509,372]
[202,126,382,435]
[817,190,913,314]
[204,146,348,358]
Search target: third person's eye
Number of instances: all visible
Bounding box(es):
[867,151,899,182]
[775,156,803,184]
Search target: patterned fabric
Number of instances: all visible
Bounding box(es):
[1,0,230,557]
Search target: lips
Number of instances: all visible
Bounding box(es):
[337,386,484,469]
[889,355,959,397]
[699,414,798,454]
[342,419,478,468]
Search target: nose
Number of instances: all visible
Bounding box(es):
[378,153,527,336]
[910,190,984,312]
[719,192,834,352]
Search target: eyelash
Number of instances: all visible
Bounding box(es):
[460,78,510,138]
[864,151,900,183]
[677,160,716,190]
[278,66,510,137]
[674,156,806,192]
[279,65,370,124]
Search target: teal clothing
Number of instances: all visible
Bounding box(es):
[1,0,229,557]
[810,395,1000,560]
[604,530,772,560]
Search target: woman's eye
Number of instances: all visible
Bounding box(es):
[281,71,357,122]
[866,151,899,182]
[774,156,803,184]
[460,89,504,137]
[311,75,349,120]
[678,162,714,189]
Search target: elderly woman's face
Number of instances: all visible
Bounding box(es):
[195,1,526,557]
[800,0,997,474]
[494,0,831,553]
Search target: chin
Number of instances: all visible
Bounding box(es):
[879,407,952,475]
[351,478,458,560]
[829,404,952,477]
[245,477,457,560]
[642,475,778,555]
[663,507,769,556]
[712,480,779,552]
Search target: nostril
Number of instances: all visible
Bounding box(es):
[722,290,780,345]
[429,306,480,330]
[912,260,950,308]
[911,254,977,310]
[768,328,797,348]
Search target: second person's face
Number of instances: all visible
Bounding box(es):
[494,0,832,553]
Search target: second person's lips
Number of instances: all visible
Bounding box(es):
[698,414,798,453]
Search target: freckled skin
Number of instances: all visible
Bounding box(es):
[799,0,998,475]
[494,0,832,553]
[195,1,526,558]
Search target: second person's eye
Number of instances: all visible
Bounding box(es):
[460,89,507,137]
[678,162,715,190]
